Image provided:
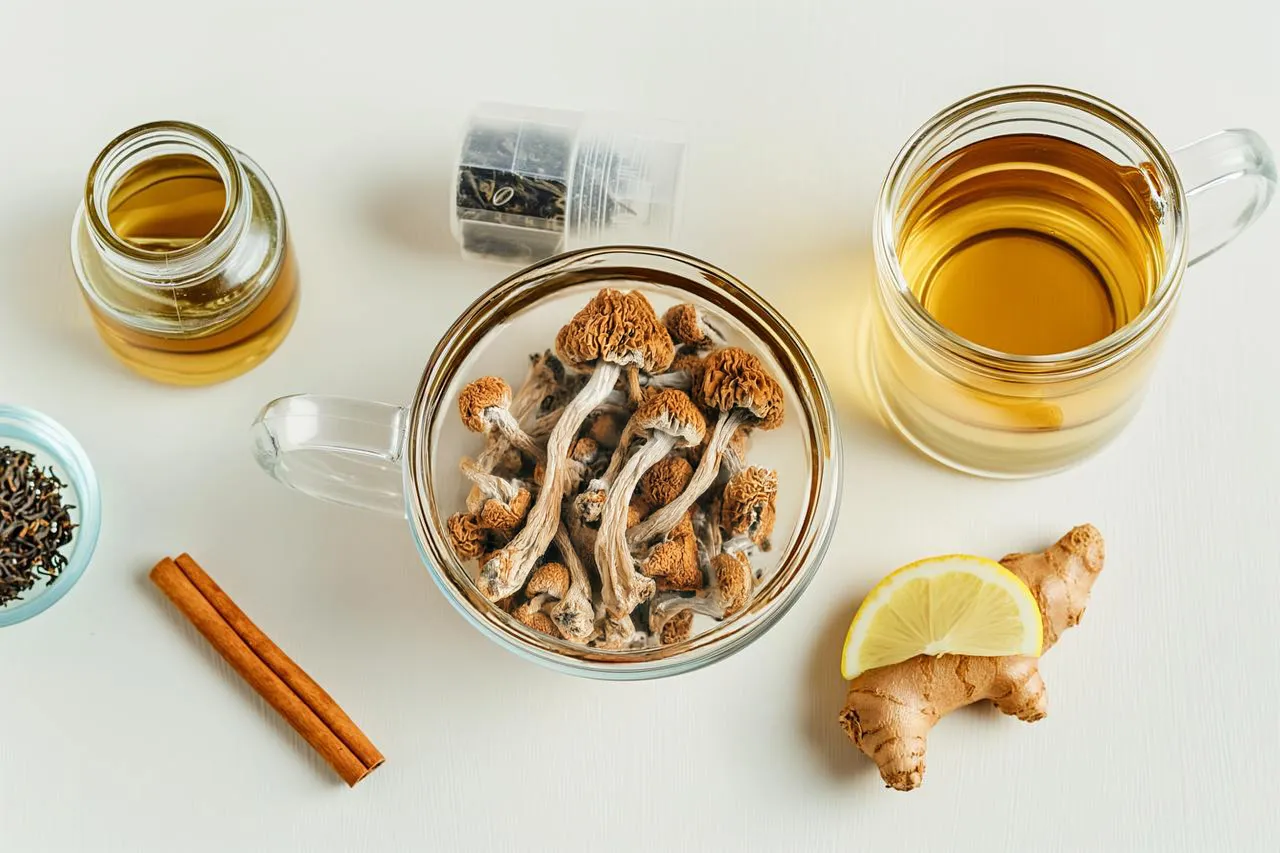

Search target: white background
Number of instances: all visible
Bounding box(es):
[2,1,1278,851]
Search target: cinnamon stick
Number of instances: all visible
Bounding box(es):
[150,555,383,786]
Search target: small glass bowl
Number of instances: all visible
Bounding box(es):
[408,247,844,678]
[0,405,102,627]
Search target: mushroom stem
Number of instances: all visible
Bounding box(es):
[479,364,620,600]
[474,354,564,474]
[529,401,630,443]
[460,456,525,513]
[626,410,746,547]
[645,370,693,391]
[550,524,596,642]
[722,439,747,479]
[593,436,671,617]
[648,593,721,638]
[595,612,644,650]
[625,366,644,405]
[484,407,545,462]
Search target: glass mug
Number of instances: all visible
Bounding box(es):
[870,85,1276,478]
[250,248,842,680]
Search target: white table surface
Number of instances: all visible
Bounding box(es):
[3,1,1278,850]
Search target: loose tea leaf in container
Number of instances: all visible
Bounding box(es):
[0,446,77,606]
[452,103,686,264]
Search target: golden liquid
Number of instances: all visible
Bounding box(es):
[84,153,299,386]
[106,154,227,252]
[898,135,1164,355]
[872,134,1171,475]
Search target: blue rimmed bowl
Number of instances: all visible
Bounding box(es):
[0,405,102,627]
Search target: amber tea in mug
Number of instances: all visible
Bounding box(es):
[900,135,1163,356]
[871,86,1275,477]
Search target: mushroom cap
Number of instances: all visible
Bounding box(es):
[512,351,566,419]
[446,512,487,560]
[626,497,650,528]
[640,514,703,592]
[514,603,559,636]
[664,303,716,348]
[712,551,753,615]
[526,561,571,599]
[576,487,607,524]
[459,376,513,433]
[478,488,532,538]
[570,437,599,464]
[697,348,785,430]
[720,466,778,546]
[630,389,707,448]
[639,455,695,508]
[659,608,695,645]
[554,289,675,375]
[587,411,626,448]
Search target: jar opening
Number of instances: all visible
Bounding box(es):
[106,153,228,254]
[86,121,241,265]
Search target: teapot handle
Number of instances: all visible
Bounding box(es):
[1173,129,1276,266]
[251,395,408,517]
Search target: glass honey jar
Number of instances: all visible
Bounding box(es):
[71,121,299,385]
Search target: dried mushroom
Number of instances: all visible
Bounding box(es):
[477,289,675,602]
[720,466,777,551]
[639,456,694,508]
[549,525,595,642]
[470,352,563,480]
[526,561,570,600]
[459,377,545,462]
[445,289,786,650]
[664,303,721,350]
[657,609,695,646]
[627,347,783,547]
[513,599,558,636]
[478,487,531,539]
[640,513,702,592]
[447,512,488,560]
[594,390,705,618]
[649,551,755,638]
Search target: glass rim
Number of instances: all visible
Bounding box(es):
[874,84,1189,373]
[403,245,843,679]
[83,119,241,265]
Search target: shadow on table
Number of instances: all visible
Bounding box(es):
[361,166,459,259]
[800,587,881,784]
[8,201,123,377]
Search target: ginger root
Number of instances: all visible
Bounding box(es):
[837,524,1104,791]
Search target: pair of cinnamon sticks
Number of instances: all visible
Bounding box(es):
[150,554,383,787]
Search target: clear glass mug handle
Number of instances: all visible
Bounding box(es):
[251,395,409,517]
[1173,129,1277,265]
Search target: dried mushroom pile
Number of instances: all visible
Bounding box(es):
[447,289,784,649]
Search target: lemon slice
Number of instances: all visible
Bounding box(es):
[841,555,1043,680]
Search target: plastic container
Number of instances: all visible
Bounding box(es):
[0,406,101,627]
[452,103,686,263]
